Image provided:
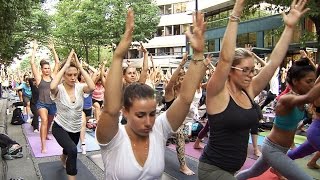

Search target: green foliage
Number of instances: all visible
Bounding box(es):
[0,1,51,64]
[52,0,160,65]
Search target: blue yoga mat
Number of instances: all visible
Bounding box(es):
[77,131,100,153]
[248,135,265,146]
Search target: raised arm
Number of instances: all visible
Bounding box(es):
[30,40,41,86]
[48,41,60,76]
[252,0,309,97]
[164,53,187,101]
[206,0,245,97]
[166,11,207,131]
[96,9,134,144]
[50,49,74,96]
[74,52,95,93]
[100,60,107,85]
[138,43,149,84]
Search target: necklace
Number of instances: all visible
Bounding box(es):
[128,135,149,164]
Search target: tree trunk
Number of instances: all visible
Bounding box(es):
[85,45,89,63]
[98,45,100,63]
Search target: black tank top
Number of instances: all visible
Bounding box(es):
[199,93,259,172]
[164,99,174,110]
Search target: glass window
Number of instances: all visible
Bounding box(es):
[181,24,190,33]
[164,4,172,15]
[264,30,273,48]
[173,25,180,35]
[129,49,139,59]
[248,32,257,47]
[173,2,186,14]
[165,26,172,36]
[174,47,182,55]
[208,40,215,52]
[157,26,164,37]
[159,6,164,15]
[149,48,155,56]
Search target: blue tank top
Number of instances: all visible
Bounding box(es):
[200,94,259,172]
[274,107,305,130]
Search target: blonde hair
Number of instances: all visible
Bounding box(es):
[232,48,253,66]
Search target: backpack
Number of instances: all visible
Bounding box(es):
[191,122,204,137]
[11,108,25,125]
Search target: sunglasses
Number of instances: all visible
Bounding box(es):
[231,66,255,75]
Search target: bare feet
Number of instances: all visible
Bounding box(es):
[46,136,51,140]
[307,162,320,169]
[270,168,287,180]
[193,143,204,149]
[180,165,195,176]
[60,155,67,168]
[41,148,47,154]
[254,149,262,157]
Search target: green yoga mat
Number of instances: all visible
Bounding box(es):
[259,131,307,145]
[295,156,320,180]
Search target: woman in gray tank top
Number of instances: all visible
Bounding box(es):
[30,41,60,154]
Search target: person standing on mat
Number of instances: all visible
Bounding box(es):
[96,9,208,179]
[50,50,94,180]
[30,41,60,153]
[28,78,40,132]
[198,0,309,179]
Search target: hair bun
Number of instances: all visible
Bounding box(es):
[294,58,310,66]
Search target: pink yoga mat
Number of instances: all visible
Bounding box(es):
[249,169,279,180]
[22,123,62,158]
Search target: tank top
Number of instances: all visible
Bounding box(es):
[38,77,54,104]
[200,93,259,172]
[92,84,104,101]
[274,107,305,130]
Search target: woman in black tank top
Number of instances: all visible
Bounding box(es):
[198,0,309,179]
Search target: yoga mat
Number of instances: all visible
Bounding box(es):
[167,141,204,159]
[295,156,320,180]
[248,169,279,180]
[39,159,96,180]
[164,148,198,180]
[88,154,104,170]
[263,113,275,118]
[248,135,265,146]
[22,123,100,158]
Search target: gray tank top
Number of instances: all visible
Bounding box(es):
[38,77,54,104]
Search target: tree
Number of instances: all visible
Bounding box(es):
[245,0,320,61]
[0,1,51,65]
[52,0,160,65]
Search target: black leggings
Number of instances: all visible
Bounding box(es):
[30,102,39,130]
[52,122,80,176]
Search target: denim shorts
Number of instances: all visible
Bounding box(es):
[36,101,57,115]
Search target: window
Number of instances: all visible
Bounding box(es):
[164,4,172,15]
[156,26,164,37]
[181,24,190,33]
[208,40,215,52]
[157,47,173,56]
[149,48,155,56]
[173,2,187,14]
[173,25,181,35]
[165,26,172,36]
[264,30,273,48]
[159,6,164,15]
[129,49,139,59]
[174,47,182,55]
[237,32,257,48]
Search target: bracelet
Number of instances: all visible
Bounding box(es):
[229,14,240,22]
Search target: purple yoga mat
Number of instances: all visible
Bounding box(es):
[22,123,63,158]
[167,141,203,159]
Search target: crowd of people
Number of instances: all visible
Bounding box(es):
[1,0,319,179]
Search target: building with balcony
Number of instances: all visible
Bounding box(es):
[126,0,193,69]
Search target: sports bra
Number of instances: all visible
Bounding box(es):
[274,106,305,131]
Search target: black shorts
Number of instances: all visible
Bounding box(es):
[92,99,103,107]
[83,108,92,117]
